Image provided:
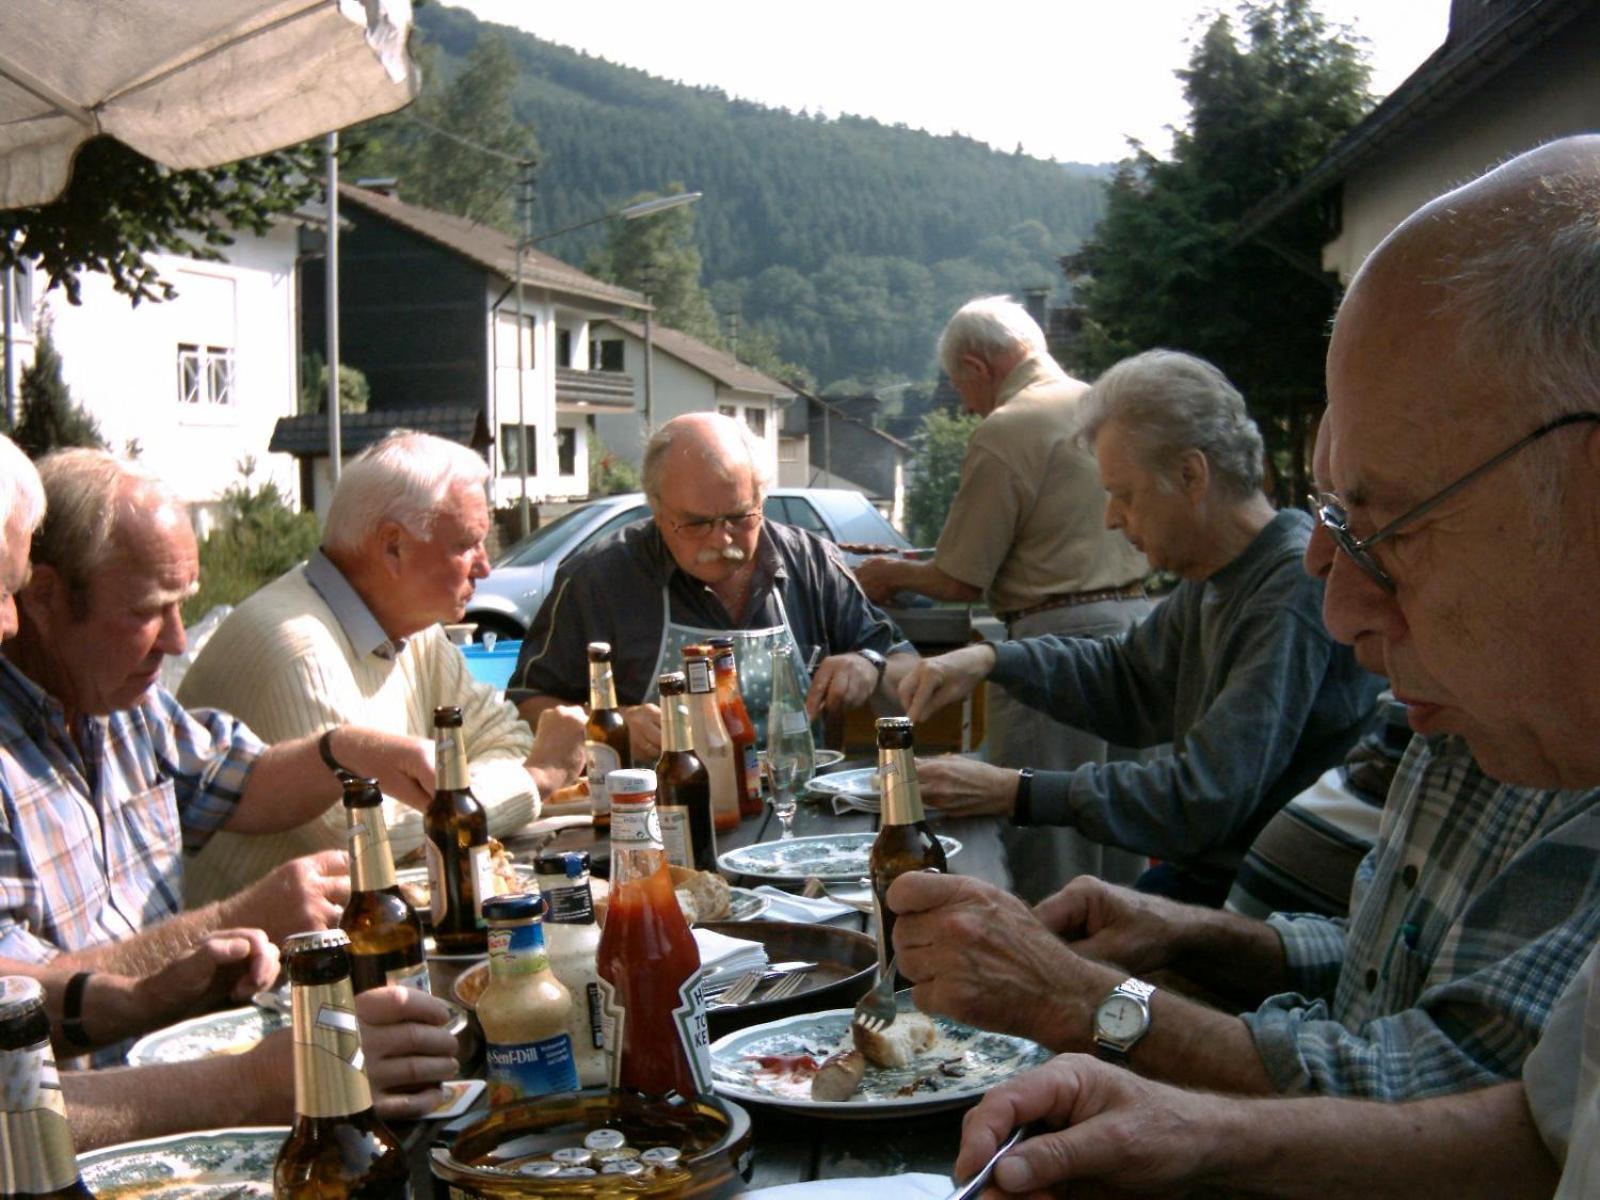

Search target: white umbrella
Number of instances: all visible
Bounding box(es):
[0,0,416,209]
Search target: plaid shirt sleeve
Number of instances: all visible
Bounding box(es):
[0,810,59,964]
[1268,910,1350,1000]
[137,690,262,853]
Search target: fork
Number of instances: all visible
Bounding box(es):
[759,970,808,1003]
[705,969,764,1007]
[852,951,898,1034]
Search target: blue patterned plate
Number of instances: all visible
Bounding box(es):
[79,1126,286,1196]
[709,993,1047,1117]
[126,1006,279,1066]
[717,833,961,883]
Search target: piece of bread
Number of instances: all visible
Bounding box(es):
[669,866,732,923]
[853,1011,936,1068]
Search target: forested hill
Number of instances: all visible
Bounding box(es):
[415,3,1110,391]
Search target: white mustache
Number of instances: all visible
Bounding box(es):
[696,546,748,565]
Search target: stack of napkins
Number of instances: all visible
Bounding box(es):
[753,886,857,923]
[692,926,768,976]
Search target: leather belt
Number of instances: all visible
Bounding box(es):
[999,581,1148,627]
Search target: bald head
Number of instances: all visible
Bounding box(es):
[642,413,771,505]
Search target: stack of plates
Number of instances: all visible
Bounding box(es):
[805,768,881,814]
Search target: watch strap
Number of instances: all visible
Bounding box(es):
[1011,768,1035,826]
[1093,976,1156,1064]
[857,648,888,679]
[318,727,355,781]
[62,970,94,1050]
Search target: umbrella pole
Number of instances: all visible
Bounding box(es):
[326,132,342,490]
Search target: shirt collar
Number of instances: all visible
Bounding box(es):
[304,550,406,661]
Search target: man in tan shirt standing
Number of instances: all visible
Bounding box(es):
[856,296,1150,898]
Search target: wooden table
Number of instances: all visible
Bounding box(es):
[406,760,977,1194]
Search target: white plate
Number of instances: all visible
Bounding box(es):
[759,748,846,770]
[710,994,1048,1117]
[128,997,468,1066]
[79,1126,287,1196]
[717,833,962,883]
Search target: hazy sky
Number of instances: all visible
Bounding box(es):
[450,0,1454,164]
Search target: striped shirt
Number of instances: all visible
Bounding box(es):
[1242,733,1600,1099]
[0,657,258,961]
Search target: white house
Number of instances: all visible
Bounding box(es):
[3,223,305,529]
[589,318,790,483]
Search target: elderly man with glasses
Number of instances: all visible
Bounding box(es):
[511,412,915,761]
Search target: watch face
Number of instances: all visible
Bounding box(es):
[1097,995,1147,1040]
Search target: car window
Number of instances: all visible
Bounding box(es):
[496,507,590,567]
[818,496,911,548]
[776,497,829,537]
[576,503,651,553]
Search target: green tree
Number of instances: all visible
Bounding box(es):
[589,187,722,344]
[1063,0,1371,500]
[298,352,371,415]
[0,137,321,306]
[9,326,105,456]
[588,432,639,495]
[184,460,321,624]
[905,408,980,546]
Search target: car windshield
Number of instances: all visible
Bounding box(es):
[494,507,591,568]
[817,498,910,548]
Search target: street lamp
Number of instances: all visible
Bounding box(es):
[510,187,701,535]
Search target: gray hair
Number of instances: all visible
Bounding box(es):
[322,430,490,553]
[641,413,772,503]
[937,295,1048,378]
[1078,350,1265,498]
[33,449,177,616]
[0,435,44,539]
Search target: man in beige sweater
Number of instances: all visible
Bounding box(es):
[179,431,586,905]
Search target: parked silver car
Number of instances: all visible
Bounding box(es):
[466,488,914,641]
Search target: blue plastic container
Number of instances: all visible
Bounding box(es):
[459,641,523,691]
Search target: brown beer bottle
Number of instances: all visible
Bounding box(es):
[584,642,631,831]
[655,672,716,872]
[272,930,411,1199]
[339,775,430,995]
[684,644,742,833]
[868,717,947,974]
[708,636,763,818]
[425,705,491,956]
[0,976,92,1199]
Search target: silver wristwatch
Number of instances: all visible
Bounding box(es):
[1093,977,1156,1064]
[856,647,888,680]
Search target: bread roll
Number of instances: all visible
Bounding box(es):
[852,1011,936,1068]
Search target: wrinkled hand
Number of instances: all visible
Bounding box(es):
[330,726,435,811]
[356,985,460,1120]
[887,872,1107,1052]
[852,557,903,605]
[1033,877,1186,976]
[623,704,663,763]
[898,644,996,723]
[806,653,878,719]
[138,928,280,1026]
[528,703,587,795]
[915,756,1019,817]
[220,849,351,944]
[955,1054,1227,1196]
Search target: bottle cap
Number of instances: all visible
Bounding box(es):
[587,641,613,658]
[876,717,913,732]
[535,850,590,878]
[433,705,464,728]
[0,976,44,1021]
[283,928,352,956]
[608,768,657,799]
[340,776,382,808]
[657,670,687,695]
[482,892,545,923]
[707,636,735,650]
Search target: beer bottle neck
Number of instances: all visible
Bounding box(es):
[0,1036,84,1194]
[346,804,397,892]
[435,725,469,792]
[588,660,619,710]
[878,745,927,825]
[661,691,694,753]
[290,975,374,1119]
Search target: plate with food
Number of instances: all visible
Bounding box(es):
[79,1126,287,1197]
[395,839,537,917]
[709,993,1048,1117]
[716,833,962,884]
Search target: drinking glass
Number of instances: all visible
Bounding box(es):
[482,631,498,653]
[763,756,799,840]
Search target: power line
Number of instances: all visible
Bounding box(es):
[402,109,533,166]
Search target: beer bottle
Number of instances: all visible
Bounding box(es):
[708,636,763,818]
[655,672,716,873]
[273,930,410,1199]
[0,976,91,1199]
[683,644,741,833]
[533,851,608,1087]
[425,705,492,956]
[868,717,947,974]
[339,775,430,995]
[479,894,579,1105]
[584,642,631,831]
[595,770,711,1100]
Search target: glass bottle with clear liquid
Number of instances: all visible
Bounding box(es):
[764,645,815,838]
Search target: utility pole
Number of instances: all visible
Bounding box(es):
[514,159,536,538]
[325,133,342,489]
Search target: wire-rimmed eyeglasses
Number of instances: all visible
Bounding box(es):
[1309,410,1600,594]
[669,510,763,540]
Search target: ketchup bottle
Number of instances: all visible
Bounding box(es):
[595,768,712,1100]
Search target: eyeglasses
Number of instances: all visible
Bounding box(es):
[669,510,763,540]
[1309,410,1600,594]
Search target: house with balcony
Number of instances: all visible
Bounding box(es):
[284,182,646,518]
[586,318,791,483]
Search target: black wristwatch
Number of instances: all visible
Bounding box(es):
[856,648,888,681]
[1011,768,1035,826]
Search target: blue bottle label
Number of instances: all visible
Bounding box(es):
[486,1033,579,1102]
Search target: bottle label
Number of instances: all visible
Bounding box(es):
[659,806,694,869]
[742,744,760,798]
[470,842,496,925]
[486,1032,579,1102]
[488,922,551,976]
[540,882,595,925]
[584,981,606,1049]
[596,974,626,1088]
[686,658,713,693]
[386,961,432,994]
[585,741,622,817]
[424,838,448,926]
[610,805,663,849]
[0,1043,79,1193]
[671,968,713,1095]
[436,727,470,791]
[290,981,373,1119]
[781,710,809,735]
[347,815,397,891]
